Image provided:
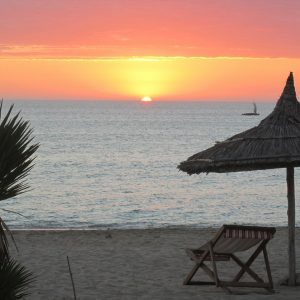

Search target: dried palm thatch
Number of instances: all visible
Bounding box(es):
[178,72,300,286]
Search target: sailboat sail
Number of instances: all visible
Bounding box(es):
[242,102,260,116]
[253,103,257,114]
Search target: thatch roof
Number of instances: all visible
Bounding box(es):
[178,72,300,174]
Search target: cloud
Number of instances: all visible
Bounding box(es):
[1,44,300,60]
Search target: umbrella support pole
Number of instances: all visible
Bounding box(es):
[287,166,296,286]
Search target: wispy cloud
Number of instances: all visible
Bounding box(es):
[1,44,299,60]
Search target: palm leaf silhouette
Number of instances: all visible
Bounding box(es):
[0,101,39,258]
[0,258,35,299]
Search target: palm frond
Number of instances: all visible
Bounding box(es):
[0,218,10,261]
[0,101,37,298]
[0,258,35,299]
[0,102,39,258]
[0,102,39,201]
[0,217,19,261]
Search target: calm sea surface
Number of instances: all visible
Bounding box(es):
[2,100,300,229]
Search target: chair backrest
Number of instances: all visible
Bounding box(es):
[212,225,276,253]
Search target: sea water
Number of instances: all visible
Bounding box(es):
[2,100,299,229]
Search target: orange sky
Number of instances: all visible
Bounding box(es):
[1,0,300,101]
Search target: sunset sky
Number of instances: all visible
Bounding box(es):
[1,0,300,101]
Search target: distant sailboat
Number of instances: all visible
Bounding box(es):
[242,102,260,116]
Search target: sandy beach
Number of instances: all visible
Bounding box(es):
[10,227,300,299]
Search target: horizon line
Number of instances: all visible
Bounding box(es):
[3,98,276,103]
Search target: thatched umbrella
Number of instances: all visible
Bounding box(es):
[178,72,300,286]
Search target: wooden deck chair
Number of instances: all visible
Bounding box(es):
[184,225,276,293]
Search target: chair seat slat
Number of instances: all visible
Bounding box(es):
[224,228,274,240]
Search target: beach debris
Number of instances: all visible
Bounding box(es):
[105,228,112,239]
[67,256,77,300]
[1,208,29,219]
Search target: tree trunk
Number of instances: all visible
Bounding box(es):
[287,166,296,286]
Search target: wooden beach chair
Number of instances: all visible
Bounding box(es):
[184,225,276,293]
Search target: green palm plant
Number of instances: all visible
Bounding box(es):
[0,258,34,299]
[0,101,39,257]
[0,102,39,200]
[0,101,39,298]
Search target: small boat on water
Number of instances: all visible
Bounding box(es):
[242,102,260,116]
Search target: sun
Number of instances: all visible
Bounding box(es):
[141,96,152,102]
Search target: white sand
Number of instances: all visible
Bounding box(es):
[9,228,300,299]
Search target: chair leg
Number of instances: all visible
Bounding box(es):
[228,242,274,293]
[209,243,219,286]
[184,249,210,285]
[183,263,201,285]
[208,243,232,293]
[231,254,264,283]
[184,263,225,289]
[233,240,267,282]
[200,263,217,281]
[263,246,274,292]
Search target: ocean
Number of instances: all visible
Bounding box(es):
[2,100,300,229]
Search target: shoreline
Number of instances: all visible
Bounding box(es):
[9,227,300,299]
[9,224,298,231]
